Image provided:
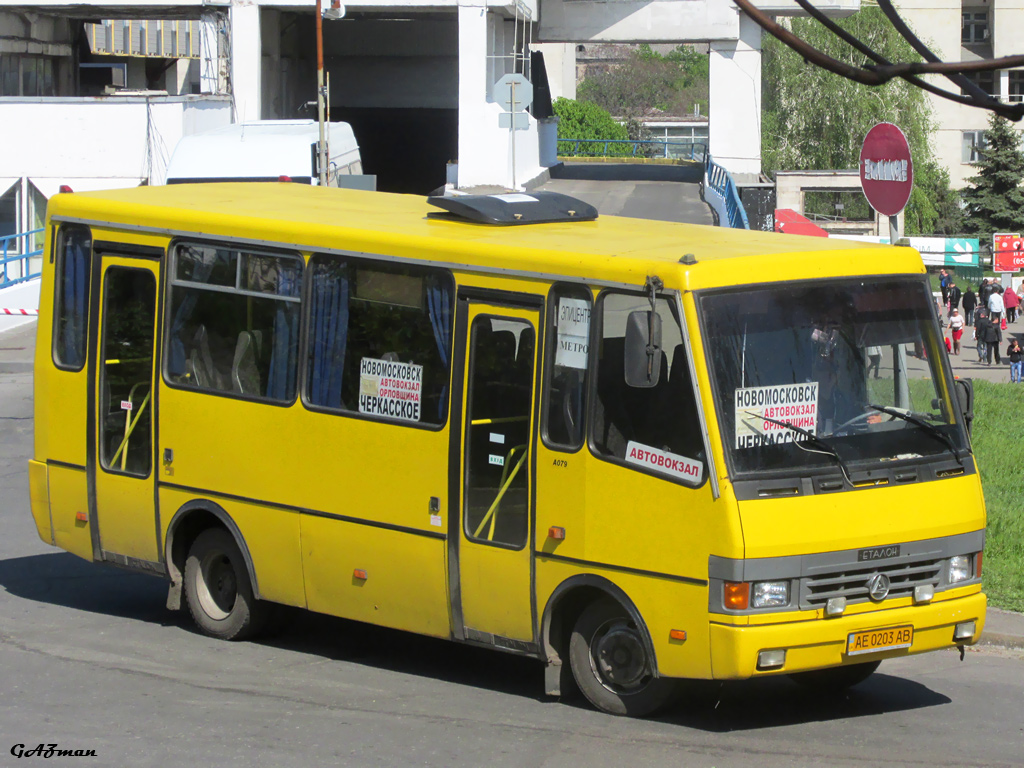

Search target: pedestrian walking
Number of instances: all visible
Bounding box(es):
[948,281,962,318]
[949,308,965,355]
[939,269,950,305]
[988,288,1004,323]
[1004,283,1019,323]
[1008,339,1023,382]
[982,313,1003,365]
[979,278,993,307]
[866,345,882,379]
[975,309,989,362]
[962,287,977,324]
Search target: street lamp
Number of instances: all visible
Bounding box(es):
[315,0,345,187]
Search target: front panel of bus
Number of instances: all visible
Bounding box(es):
[695,275,985,678]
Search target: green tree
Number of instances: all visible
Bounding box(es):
[761,8,957,235]
[553,97,630,156]
[960,113,1024,241]
[577,44,709,135]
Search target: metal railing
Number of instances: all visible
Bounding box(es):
[0,229,44,290]
[558,139,707,162]
[703,156,749,230]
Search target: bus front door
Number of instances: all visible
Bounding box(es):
[451,300,540,645]
[90,256,160,565]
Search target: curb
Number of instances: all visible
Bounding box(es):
[977,631,1024,650]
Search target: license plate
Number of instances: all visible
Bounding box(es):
[847,625,914,656]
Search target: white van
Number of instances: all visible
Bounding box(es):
[165,120,372,188]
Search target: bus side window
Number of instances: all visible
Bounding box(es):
[52,224,92,370]
[591,292,705,485]
[164,242,302,402]
[305,255,454,426]
[543,285,591,451]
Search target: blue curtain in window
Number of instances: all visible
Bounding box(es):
[167,253,215,377]
[60,229,90,367]
[308,262,349,408]
[426,278,452,419]
[266,265,301,401]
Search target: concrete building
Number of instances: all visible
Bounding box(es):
[2,0,866,240]
[896,0,1024,189]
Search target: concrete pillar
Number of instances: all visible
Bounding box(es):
[709,13,761,178]
[230,1,261,122]
[199,11,220,95]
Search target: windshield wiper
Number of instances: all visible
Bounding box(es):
[754,413,856,486]
[867,403,964,466]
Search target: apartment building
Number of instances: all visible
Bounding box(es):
[897,0,1024,189]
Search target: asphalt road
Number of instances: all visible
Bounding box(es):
[1,346,1023,767]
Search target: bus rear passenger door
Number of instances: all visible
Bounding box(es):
[451,300,540,646]
[90,255,160,565]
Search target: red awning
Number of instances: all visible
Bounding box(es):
[774,209,829,237]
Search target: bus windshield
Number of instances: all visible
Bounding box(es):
[700,277,969,478]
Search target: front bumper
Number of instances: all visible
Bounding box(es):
[708,591,986,679]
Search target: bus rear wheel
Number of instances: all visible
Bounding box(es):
[568,598,676,717]
[184,527,267,641]
[789,660,881,693]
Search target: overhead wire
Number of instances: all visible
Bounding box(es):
[731,0,1024,121]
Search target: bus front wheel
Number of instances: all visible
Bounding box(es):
[568,598,676,717]
[184,527,267,641]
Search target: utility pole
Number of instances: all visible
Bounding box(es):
[315,0,328,187]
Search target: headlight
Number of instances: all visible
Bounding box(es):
[949,555,972,583]
[751,580,790,608]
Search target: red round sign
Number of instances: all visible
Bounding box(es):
[860,123,913,217]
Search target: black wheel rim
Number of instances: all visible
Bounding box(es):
[589,617,652,694]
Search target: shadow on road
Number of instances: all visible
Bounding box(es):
[651,673,951,731]
[0,551,952,728]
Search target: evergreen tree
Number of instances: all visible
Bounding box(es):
[960,113,1024,241]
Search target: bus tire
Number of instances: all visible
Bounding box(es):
[184,527,267,641]
[789,660,881,693]
[568,598,676,717]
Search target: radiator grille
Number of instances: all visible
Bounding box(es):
[803,558,943,607]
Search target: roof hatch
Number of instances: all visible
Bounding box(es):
[426,191,598,225]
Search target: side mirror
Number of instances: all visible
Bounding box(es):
[624,310,663,388]
[954,378,974,436]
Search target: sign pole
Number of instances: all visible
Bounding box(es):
[510,79,517,191]
[889,214,899,244]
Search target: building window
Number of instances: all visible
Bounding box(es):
[962,130,987,163]
[962,10,989,44]
[0,54,55,97]
[961,70,995,97]
[0,183,18,241]
[1010,71,1024,103]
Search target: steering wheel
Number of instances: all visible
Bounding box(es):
[833,407,895,436]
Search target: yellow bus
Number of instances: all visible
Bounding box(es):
[28,183,985,716]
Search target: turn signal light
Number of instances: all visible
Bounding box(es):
[724,581,750,610]
[75,512,88,522]
[548,526,566,540]
[353,569,368,580]
[669,629,687,641]
[976,551,983,577]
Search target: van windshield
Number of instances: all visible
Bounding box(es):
[699,277,969,477]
